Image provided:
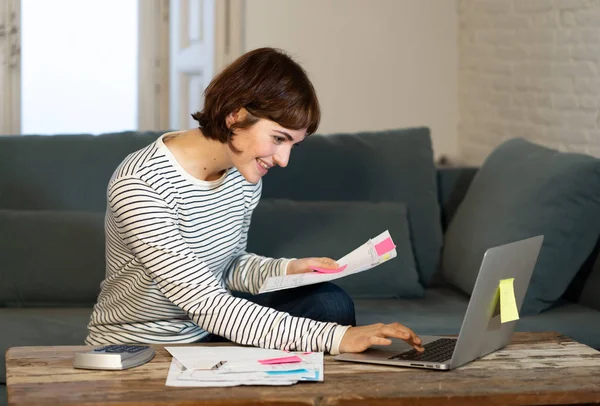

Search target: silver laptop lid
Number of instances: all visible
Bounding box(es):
[449,235,544,369]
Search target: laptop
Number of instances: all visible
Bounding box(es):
[334,235,544,371]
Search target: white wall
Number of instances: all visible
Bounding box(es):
[458,0,600,165]
[243,0,459,161]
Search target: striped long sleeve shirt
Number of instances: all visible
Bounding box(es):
[86,133,349,354]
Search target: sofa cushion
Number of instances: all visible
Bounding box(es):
[354,288,600,350]
[0,307,93,383]
[0,210,106,306]
[442,138,600,314]
[0,131,162,211]
[247,200,424,299]
[260,128,442,286]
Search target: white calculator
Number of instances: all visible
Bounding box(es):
[73,345,155,370]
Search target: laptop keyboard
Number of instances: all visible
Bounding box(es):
[389,338,457,363]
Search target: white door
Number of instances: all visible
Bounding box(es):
[169,0,244,131]
[169,0,215,131]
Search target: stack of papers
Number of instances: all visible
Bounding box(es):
[165,346,323,387]
[259,230,397,293]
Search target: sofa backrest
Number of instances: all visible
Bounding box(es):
[259,127,443,286]
[2,129,598,311]
[0,131,163,211]
[0,131,164,307]
[0,128,444,306]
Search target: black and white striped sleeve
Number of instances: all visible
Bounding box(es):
[225,180,294,294]
[108,175,341,353]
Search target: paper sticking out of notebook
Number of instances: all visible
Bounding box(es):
[259,230,397,294]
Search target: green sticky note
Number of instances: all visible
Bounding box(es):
[499,278,519,323]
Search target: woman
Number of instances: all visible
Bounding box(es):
[87,47,424,355]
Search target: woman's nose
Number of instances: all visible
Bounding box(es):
[274,148,290,168]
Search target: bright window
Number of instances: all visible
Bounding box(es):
[21,0,138,135]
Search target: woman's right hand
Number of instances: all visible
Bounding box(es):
[338,322,424,354]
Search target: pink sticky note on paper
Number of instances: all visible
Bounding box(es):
[258,355,303,365]
[375,237,396,256]
[310,264,348,274]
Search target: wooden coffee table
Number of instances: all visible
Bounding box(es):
[6,332,600,405]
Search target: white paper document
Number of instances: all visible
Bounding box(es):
[258,230,397,294]
[165,345,323,387]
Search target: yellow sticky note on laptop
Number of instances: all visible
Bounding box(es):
[499,278,519,323]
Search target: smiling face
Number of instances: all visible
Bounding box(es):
[226,110,306,184]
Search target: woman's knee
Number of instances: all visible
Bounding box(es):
[313,283,356,326]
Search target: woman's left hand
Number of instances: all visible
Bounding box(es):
[286,257,340,275]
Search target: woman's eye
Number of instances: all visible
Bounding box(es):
[273,136,285,144]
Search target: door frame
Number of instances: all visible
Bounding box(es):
[1,0,20,135]
[138,0,170,131]
[139,0,244,132]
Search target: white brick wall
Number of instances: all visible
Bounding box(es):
[458,0,600,165]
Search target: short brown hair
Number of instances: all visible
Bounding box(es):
[191,47,320,148]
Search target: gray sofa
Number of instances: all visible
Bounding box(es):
[1,127,599,404]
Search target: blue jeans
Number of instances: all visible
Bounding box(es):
[201,282,356,342]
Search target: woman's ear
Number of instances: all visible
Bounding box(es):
[225,112,236,129]
[226,108,248,129]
